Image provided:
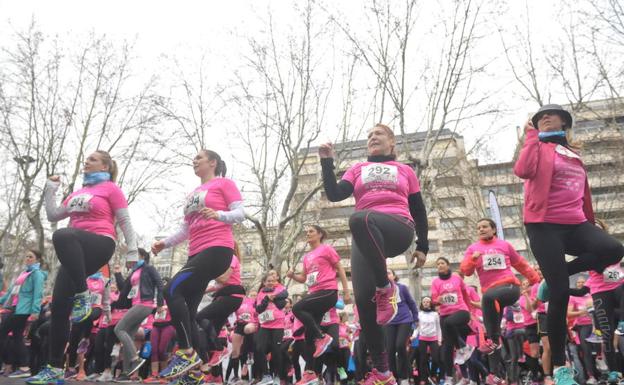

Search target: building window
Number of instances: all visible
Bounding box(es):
[438,197,466,208]
[442,239,470,252]
[440,218,467,230]
[428,240,439,253]
[503,227,523,239]
[435,176,463,187]
[244,243,253,256]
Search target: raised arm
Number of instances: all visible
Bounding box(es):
[44,178,70,222]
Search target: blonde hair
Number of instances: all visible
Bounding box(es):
[95,150,118,182]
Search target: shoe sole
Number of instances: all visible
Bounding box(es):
[128,359,147,376]
[26,380,65,385]
[71,307,93,324]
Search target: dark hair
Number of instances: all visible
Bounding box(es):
[201,149,227,177]
[29,249,43,262]
[95,150,118,182]
[436,257,450,265]
[138,248,150,265]
[309,225,328,242]
[388,269,399,282]
[477,218,497,235]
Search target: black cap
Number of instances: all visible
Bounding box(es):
[531,104,573,130]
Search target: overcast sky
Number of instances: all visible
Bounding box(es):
[0,0,598,242]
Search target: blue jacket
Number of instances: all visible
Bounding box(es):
[389,282,419,325]
[0,265,46,315]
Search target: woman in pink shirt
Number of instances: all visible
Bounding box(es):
[225,290,258,384]
[286,225,350,385]
[151,150,245,380]
[567,276,598,384]
[513,105,624,385]
[320,124,429,385]
[430,257,473,385]
[30,150,138,385]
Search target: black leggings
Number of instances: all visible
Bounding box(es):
[49,228,116,367]
[525,221,624,366]
[440,311,470,377]
[349,210,414,372]
[292,289,337,371]
[417,340,440,381]
[67,307,102,367]
[592,285,624,373]
[93,325,118,373]
[505,331,524,383]
[196,294,243,360]
[384,323,412,380]
[164,246,232,350]
[573,324,596,379]
[290,339,305,381]
[482,284,520,341]
[254,327,284,379]
[0,314,30,367]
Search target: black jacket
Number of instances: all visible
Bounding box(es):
[117,264,164,307]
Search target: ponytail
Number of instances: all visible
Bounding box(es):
[95,150,118,182]
[201,149,227,177]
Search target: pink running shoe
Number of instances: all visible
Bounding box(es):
[361,369,397,385]
[207,345,232,366]
[485,374,505,385]
[374,283,399,325]
[478,339,497,354]
[295,370,319,385]
[313,334,333,358]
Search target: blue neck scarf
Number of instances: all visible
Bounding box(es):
[538,130,566,139]
[89,271,103,280]
[83,172,111,186]
[26,263,40,272]
[132,260,145,271]
[538,130,568,146]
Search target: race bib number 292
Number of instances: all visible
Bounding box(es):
[361,164,398,185]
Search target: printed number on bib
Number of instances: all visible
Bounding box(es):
[155,310,168,321]
[361,164,398,185]
[440,293,458,305]
[603,266,622,283]
[483,254,506,270]
[259,310,274,323]
[239,313,251,322]
[284,329,293,339]
[90,293,103,306]
[184,190,208,216]
[128,285,139,299]
[513,311,524,324]
[322,311,332,324]
[67,194,93,213]
[306,271,319,287]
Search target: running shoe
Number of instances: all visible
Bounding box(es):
[295,371,319,385]
[313,334,333,358]
[456,379,469,385]
[207,345,232,366]
[96,371,114,382]
[128,357,147,376]
[25,365,65,385]
[257,375,275,385]
[615,321,624,336]
[543,376,554,385]
[443,377,454,385]
[537,281,549,302]
[8,369,31,378]
[585,332,602,344]
[374,283,399,325]
[485,374,504,385]
[585,377,597,385]
[85,372,101,381]
[337,368,347,381]
[167,372,205,385]
[606,371,622,384]
[64,369,77,379]
[361,369,397,385]
[229,377,246,385]
[596,356,608,371]
[114,373,133,383]
[70,292,93,323]
[478,339,498,355]
[159,350,201,378]
[552,367,577,385]
[454,345,475,365]
[400,380,410,385]
[205,374,223,385]
[143,376,165,384]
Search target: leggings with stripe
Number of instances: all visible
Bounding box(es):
[163,246,232,350]
[349,210,414,372]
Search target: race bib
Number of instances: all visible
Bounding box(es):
[128,285,139,299]
[339,337,349,348]
[603,266,622,283]
[322,312,331,324]
[141,317,148,325]
[512,311,524,324]
[284,329,293,339]
[555,145,581,159]
[67,193,93,213]
[361,164,398,186]
[155,309,168,320]
[184,190,207,216]
[239,313,252,322]
[90,293,103,306]
[440,293,458,305]
[11,285,21,295]
[482,254,506,270]
[259,310,274,323]
[306,271,319,287]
